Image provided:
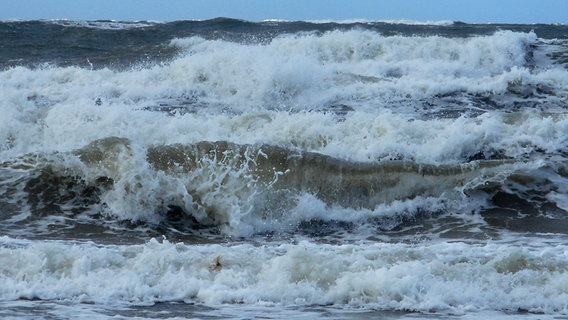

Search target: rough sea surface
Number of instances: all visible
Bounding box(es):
[1,18,568,319]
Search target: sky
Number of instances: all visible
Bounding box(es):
[0,0,567,24]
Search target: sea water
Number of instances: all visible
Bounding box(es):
[1,19,568,319]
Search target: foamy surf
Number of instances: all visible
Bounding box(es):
[1,236,568,315]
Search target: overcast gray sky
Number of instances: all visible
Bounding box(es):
[1,0,567,23]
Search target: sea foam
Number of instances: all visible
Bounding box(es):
[1,236,567,314]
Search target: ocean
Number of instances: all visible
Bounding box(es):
[1,18,568,319]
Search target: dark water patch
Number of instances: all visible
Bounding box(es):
[0,300,417,320]
[0,20,177,70]
[295,219,356,238]
[490,191,540,215]
[548,40,568,67]
[372,211,499,242]
[23,167,105,216]
[482,192,568,234]
[142,103,199,116]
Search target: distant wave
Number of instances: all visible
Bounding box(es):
[306,19,455,26]
[48,19,161,29]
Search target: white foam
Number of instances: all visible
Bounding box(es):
[48,19,160,30]
[1,236,567,315]
[0,30,560,118]
[4,29,540,120]
[377,19,455,25]
[0,31,559,151]
[305,19,455,25]
[167,30,541,103]
[0,31,560,133]
[3,87,568,164]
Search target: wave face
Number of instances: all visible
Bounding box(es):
[1,19,568,319]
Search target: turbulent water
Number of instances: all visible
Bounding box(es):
[1,18,568,319]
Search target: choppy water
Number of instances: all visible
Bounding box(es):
[1,18,568,319]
